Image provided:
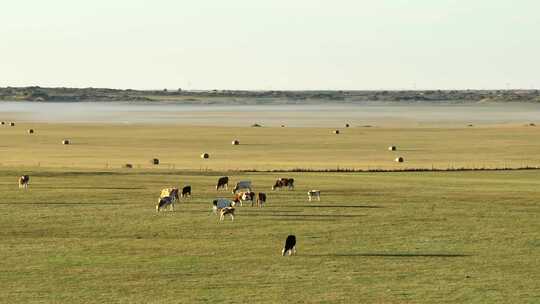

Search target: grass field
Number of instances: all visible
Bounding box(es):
[1,168,539,303]
[1,123,540,303]
[1,123,540,170]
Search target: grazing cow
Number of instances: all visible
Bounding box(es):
[160,188,179,200]
[216,176,229,191]
[181,185,192,198]
[156,188,179,212]
[307,190,320,202]
[232,193,242,206]
[156,196,175,212]
[282,235,297,256]
[18,175,30,189]
[232,191,255,207]
[256,192,267,207]
[232,180,252,193]
[272,178,295,190]
[212,198,233,214]
[219,207,235,222]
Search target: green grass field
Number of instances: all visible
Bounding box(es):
[1,124,540,303]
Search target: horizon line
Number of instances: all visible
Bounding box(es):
[2,86,538,92]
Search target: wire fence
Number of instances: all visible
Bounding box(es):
[1,161,540,173]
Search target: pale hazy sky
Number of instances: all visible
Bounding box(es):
[1,0,539,90]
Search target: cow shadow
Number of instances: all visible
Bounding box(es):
[304,253,471,258]
[35,186,144,190]
[296,205,383,209]
[245,213,365,218]
[242,213,366,222]
[0,202,128,206]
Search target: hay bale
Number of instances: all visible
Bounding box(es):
[124,163,133,169]
[62,139,70,145]
[333,130,340,134]
[232,140,240,145]
[9,122,15,126]
[529,123,536,127]
[28,129,34,134]
[388,146,397,151]
[395,157,404,163]
[281,125,286,128]
[468,124,474,127]
[345,123,350,128]
[1,121,5,125]
[201,153,209,159]
[151,158,159,165]
[251,123,262,127]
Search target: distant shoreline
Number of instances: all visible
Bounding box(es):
[1,86,539,104]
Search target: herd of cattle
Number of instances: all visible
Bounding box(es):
[18,175,320,220]
[154,176,320,222]
[18,174,302,255]
[157,177,301,255]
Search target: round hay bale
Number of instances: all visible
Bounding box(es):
[201,153,209,159]
[468,124,474,127]
[333,130,340,134]
[124,163,133,169]
[151,158,159,165]
[395,157,404,163]
[1,121,5,125]
[9,122,15,127]
[232,140,239,145]
[345,123,350,128]
[281,124,286,128]
[529,123,536,127]
[62,139,70,145]
[251,123,262,128]
[388,145,397,151]
[28,129,34,134]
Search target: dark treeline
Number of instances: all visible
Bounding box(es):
[1,86,540,103]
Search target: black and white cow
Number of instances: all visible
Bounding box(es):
[18,175,30,189]
[282,235,297,256]
[219,207,235,222]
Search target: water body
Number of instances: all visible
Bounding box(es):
[1,101,539,127]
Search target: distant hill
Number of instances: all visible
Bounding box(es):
[1,86,539,104]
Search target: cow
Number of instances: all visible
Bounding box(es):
[232,191,255,207]
[156,188,179,212]
[18,175,30,189]
[212,198,233,214]
[181,185,192,198]
[219,207,235,222]
[216,176,229,191]
[232,180,252,194]
[256,192,267,207]
[156,196,175,212]
[307,190,320,202]
[272,178,294,190]
[282,235,297,256]
[232,193,242,206]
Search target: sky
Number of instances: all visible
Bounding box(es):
[1,0,539,90]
